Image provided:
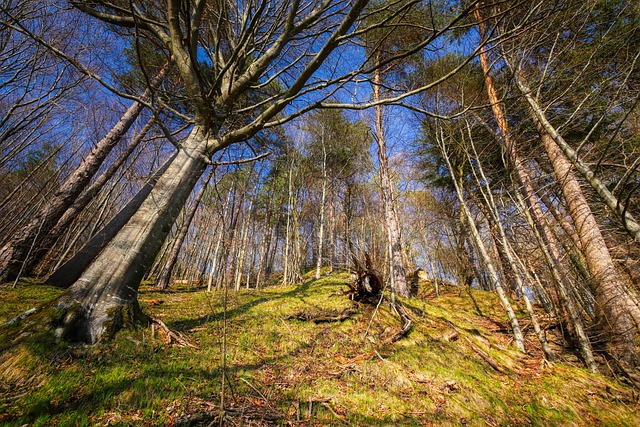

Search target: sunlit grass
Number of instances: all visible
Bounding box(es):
[1,272,638,426]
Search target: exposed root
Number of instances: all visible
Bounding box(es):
[285,308,357,324]
[151,319,198,349]
[385,301,413,344]
[173,404,283,426]
[4,307,36,326]
[347,253,383,304]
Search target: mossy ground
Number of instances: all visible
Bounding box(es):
[1,272,638,426]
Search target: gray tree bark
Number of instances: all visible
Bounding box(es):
[156,166,214,290]
[54,125,210,343]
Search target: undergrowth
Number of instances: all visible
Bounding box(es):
[0,272,638,426]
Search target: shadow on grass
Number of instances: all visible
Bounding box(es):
[168,279,318,331]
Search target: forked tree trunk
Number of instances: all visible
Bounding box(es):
[54,125,210,343]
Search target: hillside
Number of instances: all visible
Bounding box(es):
[1,272,639,426]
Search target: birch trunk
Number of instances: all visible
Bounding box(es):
[54,125,210,343]
[373,57,409,297]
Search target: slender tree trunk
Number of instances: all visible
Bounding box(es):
[54,125,210,343]
[513,189,598,371]
[538,124,640,366]
[315,135,327,280]
[438,127,526,352]
[468,134,554,360]
[373,54,409,297]
[284,158,295,285]
[207,193,231,292]
[235,197,253,291]
[156,166,214,289]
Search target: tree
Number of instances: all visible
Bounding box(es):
[50,0,376,343]
[360,0,431,298]
[302,108,371,279]
[493,0,640,369]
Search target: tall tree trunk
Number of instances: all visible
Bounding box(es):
[156,166,214,289]
[513,189,598,371]
[0,65,169,283]
[473,12,597,367]
[45,152,177,288]
[54,125,210,343]
[284,158,295,285]
[373,53,409,297]
[509,65,640,368]
[315,135,327,280]
[437,126,526,352]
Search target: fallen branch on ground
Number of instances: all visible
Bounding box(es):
[285,308,357,323]
[151,318,198,349]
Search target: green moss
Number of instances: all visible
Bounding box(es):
[0,272,638,426]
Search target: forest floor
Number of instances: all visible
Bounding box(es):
[1,271,639,426]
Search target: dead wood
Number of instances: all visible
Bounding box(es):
[465,338,510,375]
[173,405,283,427]
[285,308,357,323]
[151,319,198,349]
[348,253,383,303]
[4,307,37,325]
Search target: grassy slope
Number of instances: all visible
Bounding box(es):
[0,272,638,426]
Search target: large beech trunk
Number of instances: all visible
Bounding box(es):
[54,125,210,343]
[45,152,177,288]
[155,166,214,290]
[0,99,146,283]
